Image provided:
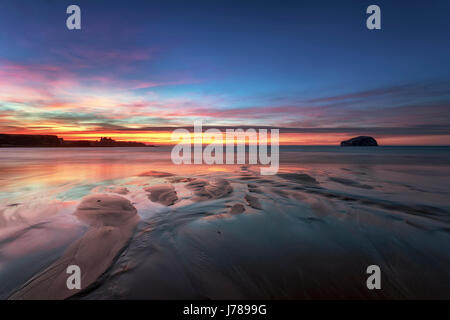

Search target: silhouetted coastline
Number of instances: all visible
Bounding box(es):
[0,134,153,147]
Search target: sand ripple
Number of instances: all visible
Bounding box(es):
[9,194,139,300]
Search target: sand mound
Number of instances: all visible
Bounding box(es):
[245,194,262,209]
[247,184,263,194]
[186,178,233,201]
[278,173,318,184]
[138,170,174,177]
[9,194,139,300]
[105,186,129,195]
[168,177,196,183]
[230,204,246,214]
[144,184,178,206]
[328,177,373,189]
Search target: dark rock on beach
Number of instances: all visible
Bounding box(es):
[340,136,378,147]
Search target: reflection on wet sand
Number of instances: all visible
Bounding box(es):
[1,147,450,299]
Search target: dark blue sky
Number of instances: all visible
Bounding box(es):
[0,0,449,144]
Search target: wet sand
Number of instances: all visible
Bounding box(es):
[0,147,449,299]
[8,194,139,300]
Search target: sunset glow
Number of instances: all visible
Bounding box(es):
[1,1,449,145]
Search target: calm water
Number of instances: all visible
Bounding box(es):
[1,146,449,201]
[1,145,449,235]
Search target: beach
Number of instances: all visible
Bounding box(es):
[1,146,449,299]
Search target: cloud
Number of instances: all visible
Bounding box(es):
[1,54,449,145]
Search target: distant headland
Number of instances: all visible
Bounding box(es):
[0,134,153,147]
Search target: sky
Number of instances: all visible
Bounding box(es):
[0,0,449,145]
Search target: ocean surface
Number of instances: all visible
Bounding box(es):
[1,146,449,299]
